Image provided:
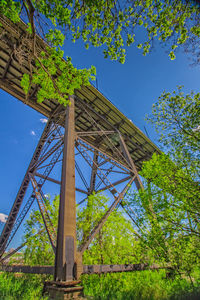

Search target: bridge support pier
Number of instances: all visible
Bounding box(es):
[0,92,152,299]
[54,96,77,282]
[44,280,84,300]
[45,96,84,299]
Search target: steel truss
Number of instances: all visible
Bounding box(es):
[0,95,154,283]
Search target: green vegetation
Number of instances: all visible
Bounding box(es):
[0,1,199,299]
[1,0,199,104]
[125,86,200,277]
[83,271,200,300]
[1,270,200,300]
[0,273,47,300]
[1,182,200,299]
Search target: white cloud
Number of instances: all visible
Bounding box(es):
[40,118,48,124]
[0,213,8,223]
[30,130,36,136]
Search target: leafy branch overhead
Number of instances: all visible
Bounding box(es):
[0,0,200,105]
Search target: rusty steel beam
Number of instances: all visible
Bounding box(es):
[1,53,13,79]
[0,230,45,264]
[95,164,115,191]
[78,177,135,254]
[75,97,114,131]
[55,96,77,282]
[119,134,144,190]
[0,78,51,118]
[0,121,64,255]
[31,173,89,195]
[30,175,56,252]
[0,263,169,276]
[77,137,132,173]
[34,172,61,185]
[36,159,62,171]
[75,96,154,162]
[32,139,63,170]
[0,265,54,275]
[0,15,160,173]
[99,168,128,174]
[75,161,89,192]
[89,150,98,194]
[76,141,119,197]
[75,139,133,207]
[78,102,130,168]
[77,197,88,206]
[0,16,164,286]
[0,119,53,256]
[96,175,131,193]
[76,131,115,137]
[83,263,170,274]
[75,188,89,195]
[0,243,26,264]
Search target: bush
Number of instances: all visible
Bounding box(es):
[0,273,48,300]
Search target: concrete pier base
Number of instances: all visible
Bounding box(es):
[44,280,85,299]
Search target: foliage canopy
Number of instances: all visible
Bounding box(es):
[1,0,199,104]
[126,87,200,275]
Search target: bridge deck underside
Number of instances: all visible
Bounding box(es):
[0,15,160,172]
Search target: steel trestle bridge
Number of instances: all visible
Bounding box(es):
[0,14,162,299]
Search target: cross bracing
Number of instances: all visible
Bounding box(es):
[0,14,166,298]
[0,14,160,172]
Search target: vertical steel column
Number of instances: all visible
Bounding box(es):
[89,150,98,194]
[54,96,76,282]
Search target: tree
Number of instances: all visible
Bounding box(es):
[148,86,200,175]
[24,195,59,265]
[0,0,199,104]
[77,193,142,265]
[23,193,143,266]
[23,187,200,296]
[125,87,200,275]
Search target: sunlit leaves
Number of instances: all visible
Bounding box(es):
[2,0,200,105]
[21,73,31,95]
[0,0,21,23]
[169,51,175,60]
[125,85,200,274]
[148,87,200,175]
[21,46,96,105]
[24,193,141,266]
[45,29,65,46]
[24,196,59,265]
[2,0,200,64]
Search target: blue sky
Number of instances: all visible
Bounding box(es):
[0,33,200,248]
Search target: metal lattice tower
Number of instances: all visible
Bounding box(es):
[0,14,162,299]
